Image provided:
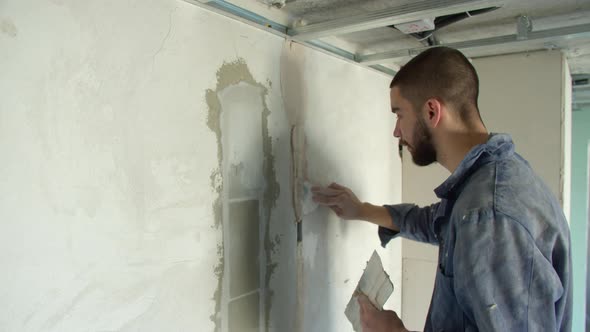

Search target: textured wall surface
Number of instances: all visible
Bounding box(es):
[0,1,402,331]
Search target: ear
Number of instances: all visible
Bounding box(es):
[423,98,442,128]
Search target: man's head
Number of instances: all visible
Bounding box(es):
[390,46,483,166]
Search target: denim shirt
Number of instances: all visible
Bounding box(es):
[379,134,572,332]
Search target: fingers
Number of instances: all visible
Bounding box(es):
[358,293,379,316]
[311,186,343,197]
[313,193,344,206]
[357,293,373,309]
[312,182,350,193]
[312,183,357,219]
[358,293,371,331]
[359,298,366,315]
[358,293,405,332]
[328,182,349,191]
[330,206,343,216]
[311,183,350,206]
[313,194,341,205]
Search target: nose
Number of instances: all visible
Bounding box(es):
[393,118,401,138]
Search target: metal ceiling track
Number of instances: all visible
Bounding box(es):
[184,0,402,76]
[184,0,590,77]
[359,23,590,65]
[288,0,502,41]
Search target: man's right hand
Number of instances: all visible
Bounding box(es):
[311,183,363,220]
[311,182,399,231]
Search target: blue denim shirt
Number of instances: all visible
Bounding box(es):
[379,134,572,332]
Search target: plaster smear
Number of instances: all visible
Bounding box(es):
[205,59,280,332]
[0,17,18,38]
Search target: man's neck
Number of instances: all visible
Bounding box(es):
[436,128,489,173]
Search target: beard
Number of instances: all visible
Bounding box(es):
[408,117,437,166]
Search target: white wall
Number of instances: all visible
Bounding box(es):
[295,43,403,331]
[562,57,572,222]
[0,0,402,331]
[476,51,570,212]
[399,50,571,330]
[399,162,443,330]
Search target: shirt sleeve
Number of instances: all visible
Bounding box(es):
[453,210,563,331]
[378,203,440,247]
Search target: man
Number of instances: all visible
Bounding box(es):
[312,47,572,332]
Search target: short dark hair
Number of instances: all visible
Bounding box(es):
[390,46,481,123]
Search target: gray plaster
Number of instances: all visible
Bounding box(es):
[229,199,260,298]
[205,59,280,332]
[229,292,260,332]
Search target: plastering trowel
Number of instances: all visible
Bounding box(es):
[281,40,317,332]
[290,126,318,222]
[300,180,319,216]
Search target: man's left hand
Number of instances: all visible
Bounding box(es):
[358,293,408,332]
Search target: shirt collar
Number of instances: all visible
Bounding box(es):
[434,133,515,199]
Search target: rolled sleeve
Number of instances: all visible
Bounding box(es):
[379,203,440,247]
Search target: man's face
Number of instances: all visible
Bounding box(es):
[390,86,437,166]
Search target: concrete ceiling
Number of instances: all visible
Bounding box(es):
[223,0,590,75]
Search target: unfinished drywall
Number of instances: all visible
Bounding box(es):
[288,42,403,331]
[0,0,293,330]
[399,161,443,331]
[476,51,570,206]
[0,0,404,331]
[399,50,572,330]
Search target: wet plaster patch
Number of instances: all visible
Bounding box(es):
[0,17,18,38]
[205,59,280,332]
